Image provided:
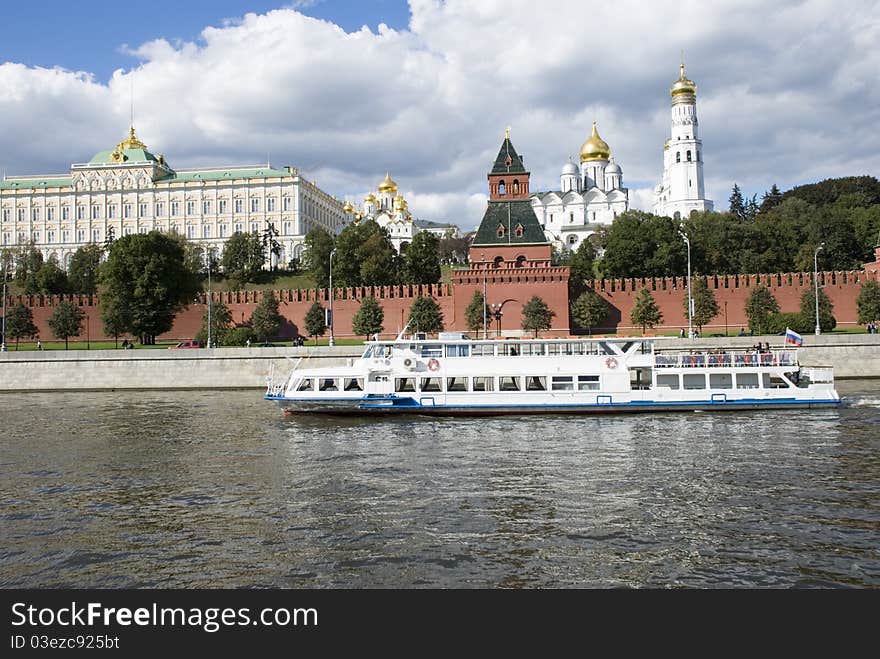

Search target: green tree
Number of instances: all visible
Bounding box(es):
[568,240,596,285]
[48,300,85,349]
[800,288,836,332]
[221,231,265,285]
[250,291,283,343]
[302,227,335,287]
[408,296,444,334]
[352,296,384,338]
[856,280,880,324]
[570,288,607,336]
[688,277,719,333]
[464,290,486,336]
[5,302,39,349]
[602,211,686,278]
[262,222,282,270]
[729,183,746,222]
[304,301,327,344]
[100,299,129,348]
[100,231,200,344]
[35,258,69,295]
[333,220,398,287]
[521,295,555,337]
[630,287,663,334]
[14,244,44,294]
[404,231,441,284]
[744,285,780,335]
[196,300,233,346]
[67,244,103,295]
[759,184,783,214]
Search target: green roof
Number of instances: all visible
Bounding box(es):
[166,166,291,183]
[0,176,72,190]
[88,148,161,165]
[471,200,548,246]
[490,137,527,175]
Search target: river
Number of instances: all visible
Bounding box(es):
[1,381,878,588]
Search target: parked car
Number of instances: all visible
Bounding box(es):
[169,340,203,349]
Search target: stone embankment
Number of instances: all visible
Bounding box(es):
[0,335,877,392]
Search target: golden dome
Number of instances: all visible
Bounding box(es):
[579,122,611,163]
[378,172,398,193]
[364,192,377,203]
[394,194,407,211]
[342,201,355,213]
[671,63,697,98]
[117,126,148,151]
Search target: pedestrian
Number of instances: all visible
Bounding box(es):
[36,340,42,350]
[679,328,685,338]
[246,338,252,348]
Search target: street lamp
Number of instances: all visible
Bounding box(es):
[489,302,503,337]
[481,252,488,340]
[679,227,693,340]
[204,246,213,349]
[1,257,8,352]
[814,242,825,336]
[328,248,337,347]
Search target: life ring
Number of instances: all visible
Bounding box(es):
[605,357,618,370]
[427,358,440,372]
[403,358,413,368]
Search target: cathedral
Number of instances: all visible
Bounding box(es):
[343,172,417,253]
[530,121,628,251]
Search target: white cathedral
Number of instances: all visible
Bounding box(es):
[342,172,417,253]
[530,63,713,251]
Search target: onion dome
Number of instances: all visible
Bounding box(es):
[562,158,579,176]
[364,192,377,203]
[342,201,355,213]
[394,194,407,211]
[605,157,621,174]
[579,122,611,163]
[671,63,697,98]
[378,172,398,193]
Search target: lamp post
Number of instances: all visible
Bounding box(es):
[1,258,7,352]
[481,252,488,340]
[489,302,503,337]
[724,299,728,337]
[328,248,337,347]
[205,246,212,349]
[679,228,693,339]
[814,242,825,336]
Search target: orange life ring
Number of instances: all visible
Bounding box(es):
[427,358,440,371]
[605,357,618,369]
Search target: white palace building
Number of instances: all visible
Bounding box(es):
[0,127,346,267]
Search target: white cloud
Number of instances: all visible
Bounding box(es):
[1,1,878,229]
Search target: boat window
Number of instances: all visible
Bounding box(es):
[736,373,759,389]
[567,342,586,356]
[471,344,495,357]
[578,375,600,391]
[499,376,521,391]
[446,344,470,357]
[551,376,574,391]
[318,378,338,391]
[472,376,494,392]
[395,377,416,392]
[420,344,443,358]
[296,378,314,391]
[525,376,546,391]
[447,377,468,392]
[546,343,560,355]
[518,343,546,356]
[657,374,680,389]
[361,346,374,358]
[419,377,442,392]
[709,373,733,390]
[503,344,520,357]
[683,374,706,390]
[344,378,364,391]
[763,373,789,389]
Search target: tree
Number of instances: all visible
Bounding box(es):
[521,295,555,337]
[5,302,38,349]
[759,184,784,214]
[408,296,444,334]
[48,300,84,349]
[438,230,470,264]
[404,231,441,284]
[800,288,836,332]
[302,227,334,287]
[262,222,282,270]
[352,296,384,338]
[568,240,596,285]
[744,285,780,335]
[464,290,486,336]
[333,220,398,287]
[221,231,265,285]
[35,258,69,295]
[856,280,880,324]
[67,244,103,295]
[100,231,200,344]
[100,299,129,349]
[14,244,43,294]
[729,183,746,222]
[196,300,233,346]
[304,301,327,344]
[688,277,719,333]
[570,288,607,336]
[250,291,283,343]
[630,287,663,334]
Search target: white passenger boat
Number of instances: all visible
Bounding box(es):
[264,332,840,415]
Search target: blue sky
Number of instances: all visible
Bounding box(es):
[1,0,410,82]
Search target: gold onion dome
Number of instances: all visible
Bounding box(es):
[117,126,148,151]
[342,201,355,213]
[579,122,611,162]
[394,194,407,211]
[364,192,377,203]
[671,63,697,97]
[378,172,398,193]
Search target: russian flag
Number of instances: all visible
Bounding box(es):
[785,328,803,346]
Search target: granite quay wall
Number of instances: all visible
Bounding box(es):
[0,335,876,392]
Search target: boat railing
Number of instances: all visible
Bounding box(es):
[654,350,798,369]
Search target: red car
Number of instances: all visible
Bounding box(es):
[169,340,203,349]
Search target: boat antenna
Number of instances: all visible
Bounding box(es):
[395,320,411,342]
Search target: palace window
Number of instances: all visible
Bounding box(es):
[77,229,85,242]
[107,205,116,219]
[283,222,291,235]
[156,202,165,217]
[219,224,227,238]
[235,199,243,214]
[1,233,7,245]
[234,222,243,233]
[47,207,55,221]
[17,208,25,222]
[124,204,131,219]
[139,203,148,217]
[186,225,195,239]
[92,206,101,220]
[32,231,40,243]
[3,209,10,222]
[267,198,275,212]
[186,201,195,216]
[47,231,54,243]
[251,198,260,213]
[92,228,101,242]
[203,200,211,215]
[171,201,179,217]
[251,222,259,233]
[203,225,211,238]
[219,199,227,214]
[32,208,40,221]
[283,197,291,211]
[62,230,70,243]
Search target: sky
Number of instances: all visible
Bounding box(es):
[1,0,878,230]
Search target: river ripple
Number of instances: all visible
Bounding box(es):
[1,381,878,588]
